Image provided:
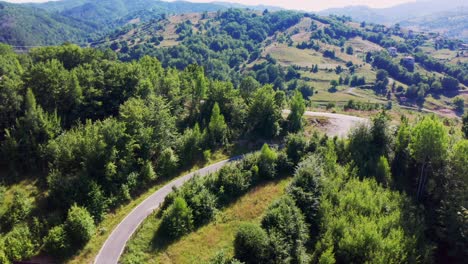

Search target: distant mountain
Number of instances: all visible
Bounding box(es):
[0,0,273,46]
[399,8,468,41]
[320,0,468,40]
[0,1,94,46]
[320,0,467,23]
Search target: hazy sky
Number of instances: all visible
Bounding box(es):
[3,0,419,11]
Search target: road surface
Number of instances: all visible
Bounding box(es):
[94,112,366,264]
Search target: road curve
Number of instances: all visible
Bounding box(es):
[94,112,367,264]
[290,110,368,138]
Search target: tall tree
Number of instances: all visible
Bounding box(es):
[409,116,448,199]
[287,90,306,133]
[208,102,228,147]
[248,85,281,138]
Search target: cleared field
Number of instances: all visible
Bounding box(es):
[120,178,291,264]
[265,44,339,68]
[346,37,383,53]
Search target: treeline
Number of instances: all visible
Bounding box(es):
[226,113,466,263]
[0,43,307,263]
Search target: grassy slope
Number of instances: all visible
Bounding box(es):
[121,177,292,264]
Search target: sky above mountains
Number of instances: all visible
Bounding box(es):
[4,0,419,11]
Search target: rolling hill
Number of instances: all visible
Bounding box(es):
[320,0,468,41]
[0,0,271,46]
[93,9,467,116]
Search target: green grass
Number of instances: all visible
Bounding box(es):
[121,178,292,264]
[266,44,338,68]
[0,179,39,217]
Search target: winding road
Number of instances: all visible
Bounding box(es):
[94,111,367,264]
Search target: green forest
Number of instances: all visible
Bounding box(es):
[0,5,467,264]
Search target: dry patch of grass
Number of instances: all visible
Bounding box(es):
[121,178,291,264]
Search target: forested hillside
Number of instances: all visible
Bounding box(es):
[0,5,467,264]
[96,9,468,115]
[0,42,302,263]
[0,0,269,46]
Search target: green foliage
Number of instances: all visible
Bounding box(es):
[248,86,281,138]
[261,196,309,264]
[215,163,252,199]
[463,114,468,139]
[208,103,228,147]
[409,116,448,197]
[64,205,95,247]
[43,225,71,258]
[347,112,391,179]
[314,176,431,263]
[3,189,32,227]
[141,160,157,182]
[259,144,278,179]
[288,90,306,133]
[285,133,309,164]
[3,225,35,261]
[234,223,270,264]
[287,155,323,231]
[160,197,193,238]
[435,139,468,262]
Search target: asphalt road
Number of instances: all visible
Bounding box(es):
[94,111,367,264]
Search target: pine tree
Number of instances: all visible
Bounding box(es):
[208,102,228,146]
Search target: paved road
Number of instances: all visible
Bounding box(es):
[94,112,366,264]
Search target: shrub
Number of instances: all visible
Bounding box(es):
[43,225,70,257]
[203,149,212,162]
[287,155,323,230]
[141,160,157,182]
[258,144,278,179]
[215,164,252,199]
[160,197,193,238]
[3,225,35,261]
[157,148,179,177]
[375,156,391,187]
[261,196,309,264]
[64,204,95,247]
[234,223,270,264]
[286,133,309,164]
[3,189,32,227]
[181,179,218,226]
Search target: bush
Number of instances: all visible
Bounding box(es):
[215,164,252,199]
[3,225,35,261]
[181,179,218,226]
[141,160,157,182]
[3,189,32,227]
[287,155,323,230]
[234,223,270,264]
[43,225,70,257]
[258,144,278,179]
[160,197,193,238]
[157,148,179,177]
[203,149,212,162]
[375,156,391,187]
[286,133,309,164]
[261,196,309,264]
[64,204,95,247]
